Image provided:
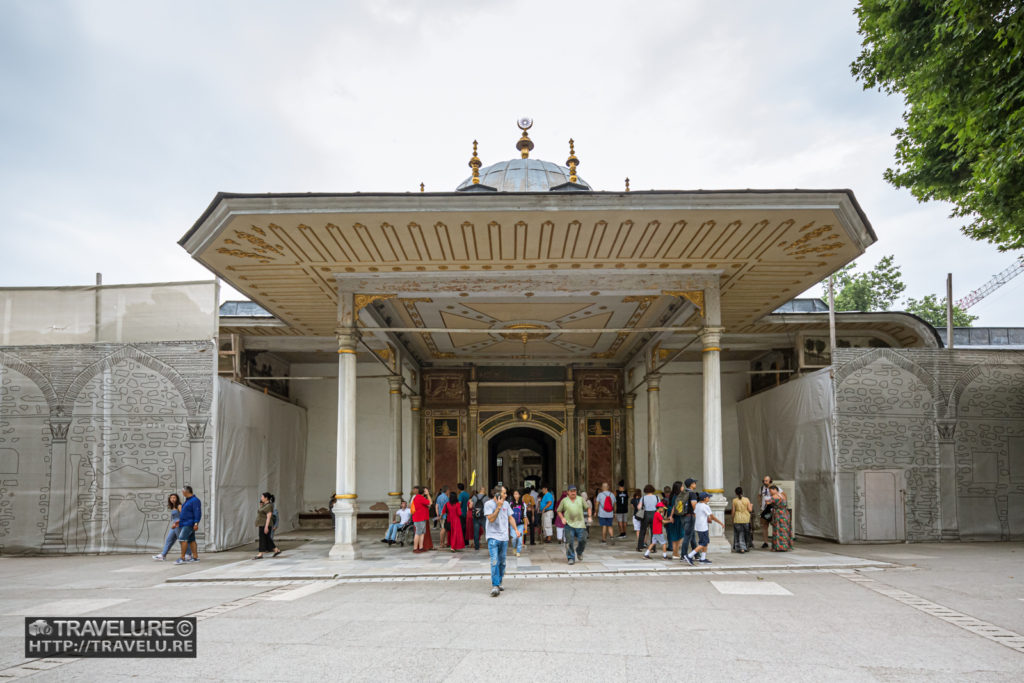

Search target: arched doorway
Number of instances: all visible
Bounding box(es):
[487,427,556,492]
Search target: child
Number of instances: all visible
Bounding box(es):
[684,492,723,565]
[643,501,670,559]
[382,500,411,545]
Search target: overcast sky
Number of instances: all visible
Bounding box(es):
[1,1,1019,325]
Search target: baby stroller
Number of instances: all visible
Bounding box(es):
[394,521,415,547]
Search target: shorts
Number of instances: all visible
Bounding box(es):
[177,526,196,542]
[632,517,641,531]
[614,512,629,523]
[598,517,612,527]
[651,533,666,545]
[414,521,427,534]
[697,530,710,547]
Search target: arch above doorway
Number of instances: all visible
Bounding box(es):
[484,424,559,493]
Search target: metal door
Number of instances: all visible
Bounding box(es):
[863,470,904,541]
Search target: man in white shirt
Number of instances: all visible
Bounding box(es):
[594,482,616,544]
[484,486,521,598]
[684,492,723,566]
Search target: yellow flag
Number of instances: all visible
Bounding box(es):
[470,470,476,486]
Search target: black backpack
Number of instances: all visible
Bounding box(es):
[472,495,486,520]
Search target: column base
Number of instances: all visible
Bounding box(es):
[329,501,360,560]
[708,494,728,538]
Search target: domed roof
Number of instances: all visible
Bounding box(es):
[456,158,591,192]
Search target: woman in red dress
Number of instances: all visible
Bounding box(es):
[445,497,465,552]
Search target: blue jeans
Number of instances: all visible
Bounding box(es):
[385,523,401,541]
[473,517,486,549]
[682,515,696,553]
[487,539,508,587]
[160,526,178,556]
[564,525,587,561]
[512,523,525,552]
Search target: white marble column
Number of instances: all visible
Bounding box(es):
[41,415,71,552]
[410,395,423,486]
[701,326,727,537]
[646,373,661,486]
[386,374,404,513]
[330,312,360,559]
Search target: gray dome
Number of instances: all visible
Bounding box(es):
[456,158,591,192]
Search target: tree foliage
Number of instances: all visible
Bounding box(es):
[904,294,979,327]
[852,1,1024,251]
[826,254,907,311]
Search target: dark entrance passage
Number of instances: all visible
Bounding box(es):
[487,427,555,492]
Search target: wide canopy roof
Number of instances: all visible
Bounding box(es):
[181,189,876,365]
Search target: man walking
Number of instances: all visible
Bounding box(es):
[410,485,432,554]
[557,485,592,565]
[594,482,615,543]
[539,485,554,542]
[175,485,201,565]
[469,486,489,550]
[680,478,699,559]
[484,485,520,597]
[614,481,629,538]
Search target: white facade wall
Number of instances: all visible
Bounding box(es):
[648,360,749,492]
[290,362,410,513]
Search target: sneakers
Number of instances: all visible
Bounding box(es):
[698,558,712,565]
[761,542,769,548]
[497,585,504,592]
[618,533,626,538]
[643,551,651,559]
[662,552,670,559]
[151,554,164,561]
[490,587,500,598]
[568,558,575,565]
[577,553,583,562]
[515,551,520,557]
[683,554,694,566]
[174,558,189,565]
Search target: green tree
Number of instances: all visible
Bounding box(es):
[852,1,1024,251]
[904,294,978,327]
[826,254,907,311]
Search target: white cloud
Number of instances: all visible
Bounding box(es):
[0,0,1018,325]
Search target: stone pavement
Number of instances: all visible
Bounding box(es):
[169,529,891,582]
[1,540,1023,680]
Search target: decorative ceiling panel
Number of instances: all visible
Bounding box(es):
[184,192,875,361]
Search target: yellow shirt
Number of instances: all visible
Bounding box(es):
[732,497,752,524]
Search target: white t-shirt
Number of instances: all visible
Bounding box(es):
[484,499,512,541]
[396,508,412,525]
[694,501,712,532]
[595,491,615,518]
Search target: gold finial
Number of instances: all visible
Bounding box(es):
[420,182,425,192]
[468,140,482,184]
[566,138,579,184]
[516,117,534,159]
[625,177,630,192]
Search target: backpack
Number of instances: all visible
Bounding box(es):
[472,495,486,520]
[602,494,613,513]
[674,496,685,516]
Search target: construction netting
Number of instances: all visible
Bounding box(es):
[0,281,217,345]
[736,368,838,540]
